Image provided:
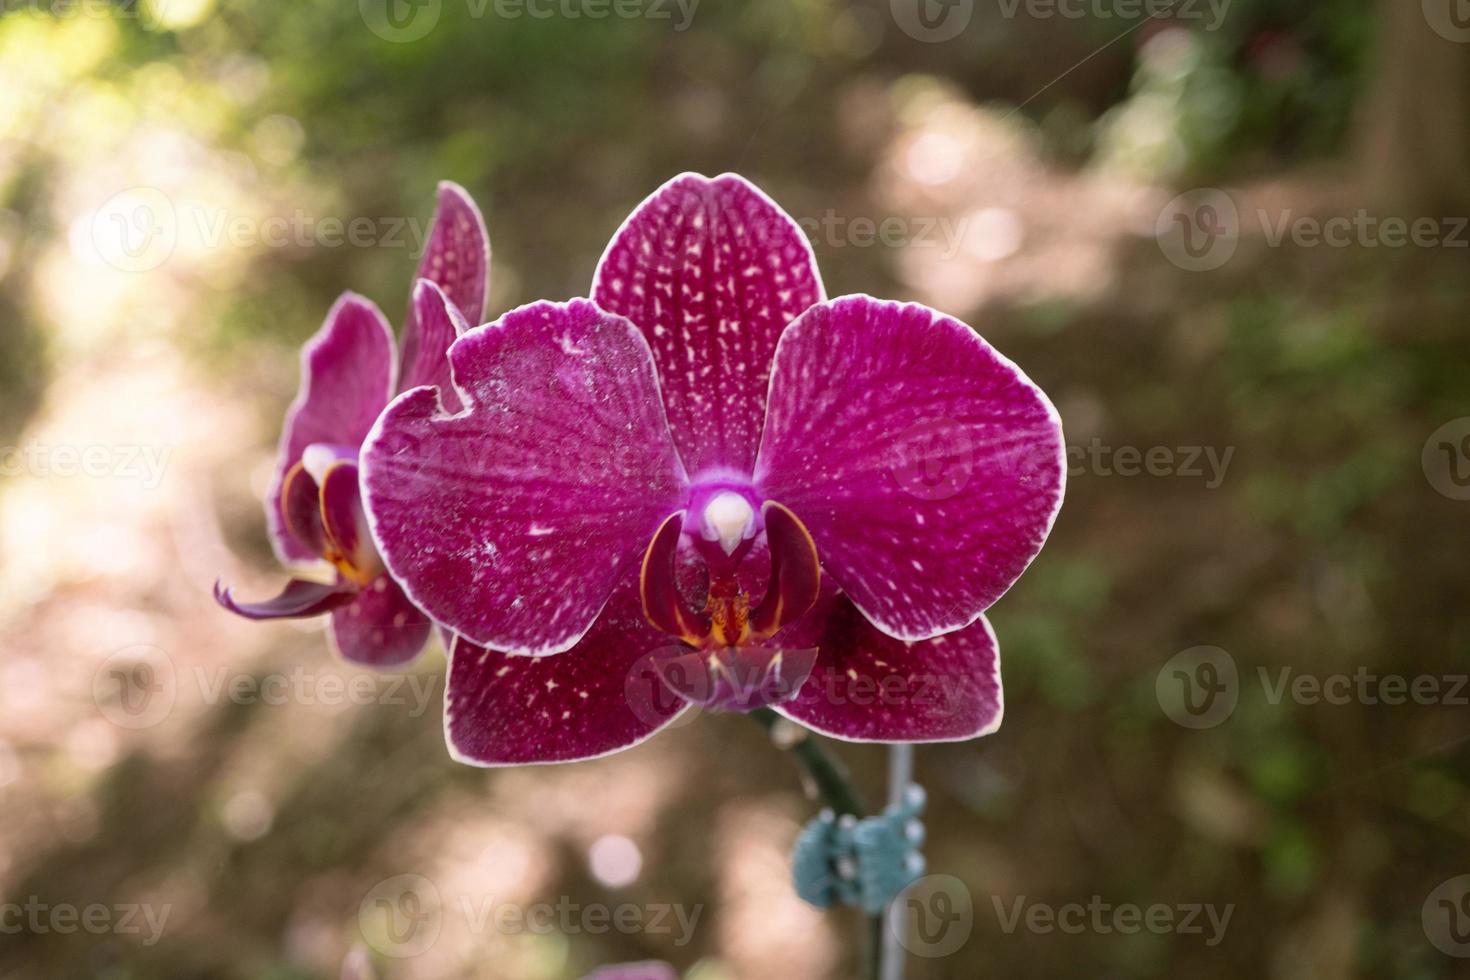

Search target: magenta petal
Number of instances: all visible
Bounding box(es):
[329,574,431,667]
[361,299,688,656]
[399,279,472,408]
[406,180,490,324]
[774,587,1002,742]
[582,964,679,980]
[444,577,686,765]
[756,295,1065,641]
[318,460,383,580]
[267,294,396,565]
[593,172,824,476]
[214,577,358,620]
[280,463,326,557]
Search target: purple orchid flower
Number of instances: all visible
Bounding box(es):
[215,182,490,667]
[360,173,1065,762]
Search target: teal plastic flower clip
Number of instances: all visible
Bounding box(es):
[792,784,927,915]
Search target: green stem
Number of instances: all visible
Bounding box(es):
[750,708,884,980]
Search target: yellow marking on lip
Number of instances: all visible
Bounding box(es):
[317,460,378,588]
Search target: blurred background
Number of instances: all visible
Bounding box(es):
[1,0,1468,977]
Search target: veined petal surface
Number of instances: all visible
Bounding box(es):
[756,295,1064,640]
[361,299,688,655]
[444,576,685,765]
[593,172,823,476]
[774,585,1003,742]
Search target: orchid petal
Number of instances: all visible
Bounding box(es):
[774,587,1003,742]
[747,500,820,639]
[280,462,326,557]
[593,172,824,476]
[267,294,395,565]
[213,576,358,620]
[756,295,1065,641]
[318,460,383,583]
[639,511,712,646]
[329,574,431,667]
[444,577,686,765]
[582,964,680,980]
[402,181,489,355]
[400,278,472,407]
[361,299,688,656]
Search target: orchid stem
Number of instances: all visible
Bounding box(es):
[749,708,882,980]
[749,708,865,815]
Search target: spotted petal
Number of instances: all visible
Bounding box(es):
[756,295,1065,641]
[267,294,395,565]
[399,279,473,409]
[773,586,1002,742]
[444,577,685,765]
[401,181,490,377]
[361,299,688,655]
[330,574,431,667]
[593,172,824,476]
